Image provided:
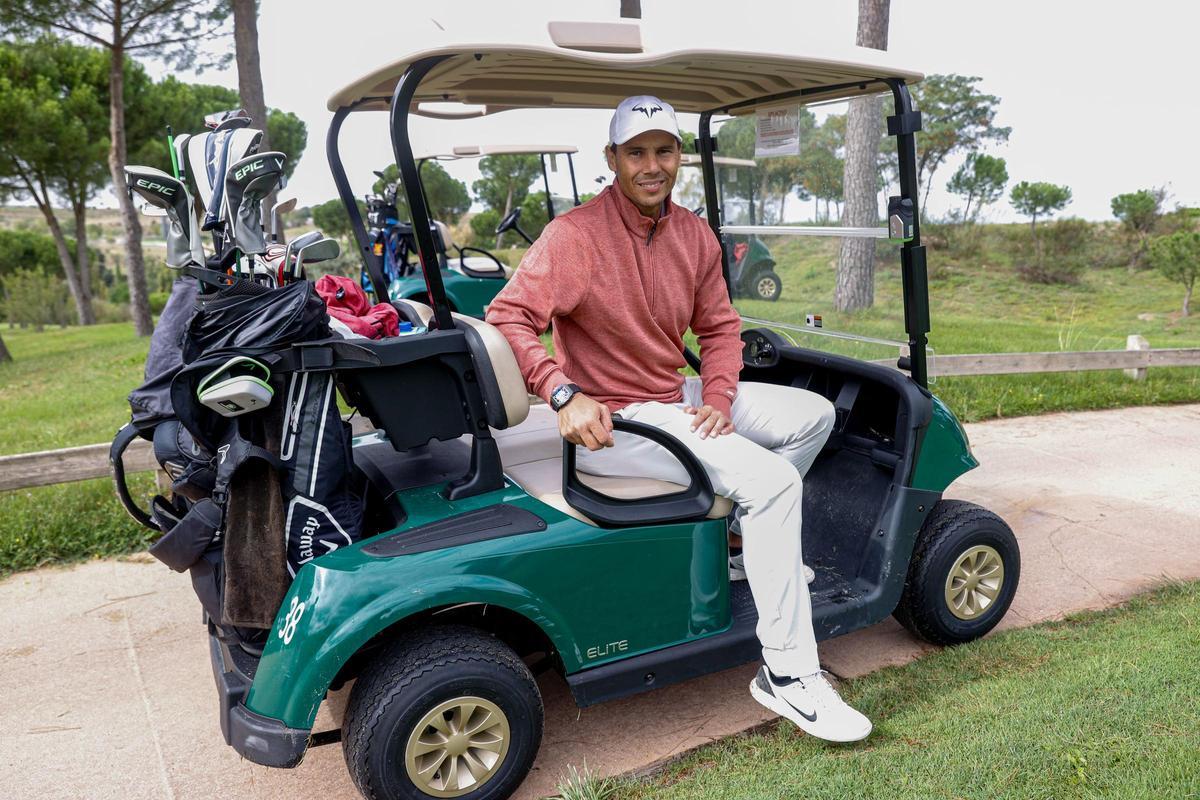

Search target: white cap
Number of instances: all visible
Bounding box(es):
[608,95,681,146]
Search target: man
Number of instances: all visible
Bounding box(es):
[485,95,872,742]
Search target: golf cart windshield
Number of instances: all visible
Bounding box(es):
[326,32,932,385]
[692,97,928,370]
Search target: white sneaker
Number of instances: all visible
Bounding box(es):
[729,553,815,584]
[749,666,872,742]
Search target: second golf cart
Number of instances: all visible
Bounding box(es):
[680,153,782,301]
[202,26,1020,800]
[359,144,582,316]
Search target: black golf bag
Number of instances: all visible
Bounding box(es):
[112,277,364,636]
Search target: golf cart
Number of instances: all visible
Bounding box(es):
[182,28,1019,800]
[357,144,582,317]
[680,153,782,301]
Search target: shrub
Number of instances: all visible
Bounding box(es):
[468,208,501,248]
[1015,218,1094,284]
[91,299,131,324]
[1,269,71,329]
[148,291,170,315]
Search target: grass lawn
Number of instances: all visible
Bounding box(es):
[613,582,1200,800]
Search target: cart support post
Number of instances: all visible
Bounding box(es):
[885,79,930,388]
[540,155,554,221]
[390,56,455,331]
[567,153,580,206]
[328,105,390,303]
[698,112,732,299]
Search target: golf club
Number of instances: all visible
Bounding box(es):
[270,197,297,244]
[292,238,340,281]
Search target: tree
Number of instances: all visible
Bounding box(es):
[372,162,470,224]
[128,77,306,183]
[232,0,278,210]
[0,39,119,326]
[1148,231,1200,316]
[836,0,889,312]
[881,74,1011,212]
[0,332,10,363]
[1010,181,1072,234]
[0,0,234,336]
[1111,188,1166,268]
[946,153,1008,222]
[312,198,364,245]
[472,155,543,247]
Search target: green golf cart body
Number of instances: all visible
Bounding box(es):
[214,27,1017,800]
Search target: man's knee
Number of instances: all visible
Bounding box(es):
[741,455,802,508]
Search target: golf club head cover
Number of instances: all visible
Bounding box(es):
[123,165,204,268]
[223,151,286,255]
[185,124,261,227]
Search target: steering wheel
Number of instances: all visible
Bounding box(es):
[494,207,523,236]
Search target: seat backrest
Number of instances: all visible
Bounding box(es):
[394,300,529,429]
[432,220,455,253]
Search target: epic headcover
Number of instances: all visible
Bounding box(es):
[223,151,287,255]
[124,166,204,268]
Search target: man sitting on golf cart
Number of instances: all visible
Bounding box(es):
[486,95,872,742]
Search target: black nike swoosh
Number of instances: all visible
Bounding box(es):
[782,696,817,722]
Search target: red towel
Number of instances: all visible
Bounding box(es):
[314,275,399,339]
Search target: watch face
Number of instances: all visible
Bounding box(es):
[552,385,571,407]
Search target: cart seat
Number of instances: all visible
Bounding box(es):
[392,299,733,526]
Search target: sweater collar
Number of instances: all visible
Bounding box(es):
[607,184,674,236]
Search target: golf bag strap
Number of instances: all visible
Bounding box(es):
[149,425,283,572]
[110,422,158,531]
[210,425,284,506]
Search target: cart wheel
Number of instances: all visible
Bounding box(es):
[751,270,782,302]
[343,625,543,800]
[893,500,1020,646]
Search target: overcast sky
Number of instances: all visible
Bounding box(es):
[143,0,1199,223]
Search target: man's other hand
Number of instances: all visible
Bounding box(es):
[684,404,735,439]
[558,393,614,451]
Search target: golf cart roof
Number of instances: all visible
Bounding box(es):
[416,144,579,160]
[681,154,757,168]
[327,42,923,115]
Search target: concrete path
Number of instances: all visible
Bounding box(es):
[2,404,1198,800]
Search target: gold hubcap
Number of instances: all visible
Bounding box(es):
[944,544,1005,620]
[757,276,777,296]
[404,696,510,797]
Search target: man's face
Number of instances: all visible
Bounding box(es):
[605,130,681,217]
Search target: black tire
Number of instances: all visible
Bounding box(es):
[749,269,782,302]
[342,625,543,800]
[893,500,1020,646]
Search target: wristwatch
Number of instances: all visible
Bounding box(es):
[550,383,582,411]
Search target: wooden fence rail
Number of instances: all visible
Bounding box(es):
[2,345,1199,494]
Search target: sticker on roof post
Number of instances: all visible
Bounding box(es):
[755,106,801,158]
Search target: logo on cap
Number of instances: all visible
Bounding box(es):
[632,103,663,118]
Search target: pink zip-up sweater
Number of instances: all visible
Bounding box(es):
[485,184,743,417]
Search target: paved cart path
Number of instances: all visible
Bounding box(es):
[2,404,1199,800]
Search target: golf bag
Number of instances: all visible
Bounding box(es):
[114,278,364,631]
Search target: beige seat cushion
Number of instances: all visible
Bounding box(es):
[493,404,733,526]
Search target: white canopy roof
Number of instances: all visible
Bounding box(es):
[327,43,922,116]
[416,144,579,160]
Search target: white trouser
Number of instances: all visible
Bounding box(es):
[578,376,836,677]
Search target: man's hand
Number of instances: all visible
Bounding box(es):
[558,393,614,451]
[684,404,735,440]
